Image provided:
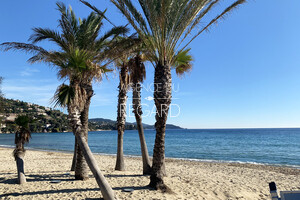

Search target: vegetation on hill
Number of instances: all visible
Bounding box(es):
[0,98,70,133]
[0,77,4,127]
[89,118,183,130]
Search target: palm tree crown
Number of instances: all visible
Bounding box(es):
[111,0,245,66]
[14,115,32,148]
[1,2,127,86]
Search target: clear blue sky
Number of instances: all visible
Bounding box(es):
[1,0,300,129]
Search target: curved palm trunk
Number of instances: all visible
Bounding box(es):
[149,62,172,191]
[132,82,151,175]
[115,66,128,171]
[14,142,26,184]
[68,84,116,200]
[75,133,116,200]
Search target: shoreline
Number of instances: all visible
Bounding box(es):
[0,147,299,199]
[1,144,299,170]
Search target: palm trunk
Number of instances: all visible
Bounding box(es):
[68,84,116,200]
[14,139,26,184]
[16,152,26,184]
[75,139,88,180]
[76,133,116,200]
[74,92,90,180]
[115,65,128,171]
[149,62,172,191]
[70,137,77,171]
[132,82,151,175]
[15,149,26,184]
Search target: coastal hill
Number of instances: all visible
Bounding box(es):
[0,98,182,133]
[89,118,183,130]
[0,98,70,133]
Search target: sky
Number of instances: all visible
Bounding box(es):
[1,0,300,129]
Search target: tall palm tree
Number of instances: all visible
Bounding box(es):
[111,0,246,190]
[13,115,32,184]
[128,53,152,175]
[78,0,151,173]
[114,56,130,171]
[1,2,127,199]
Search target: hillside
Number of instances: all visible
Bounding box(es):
[89,118,183,130]
[0,98,70,133]
[0,98,183,133]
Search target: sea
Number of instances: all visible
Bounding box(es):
[0,128,299,168]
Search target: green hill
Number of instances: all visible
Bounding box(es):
[88,118,183,130]
[0,98,70,133]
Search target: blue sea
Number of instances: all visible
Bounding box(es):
[0,128,299,168]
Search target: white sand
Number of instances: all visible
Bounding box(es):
[0,147,299,200]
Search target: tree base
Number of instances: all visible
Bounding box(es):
[115,160,125,171]
[75,175,89,181]
[149,174,171,193]
[143,166,152,175]
[114,166,125,171]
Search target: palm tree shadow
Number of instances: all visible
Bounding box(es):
[0,173,75,184]
[0,188,100,198]
[113,185,154,191]
[27,173,74,182]
[86,198,104,200]
[0,178,18,185]
[105,174,148,178]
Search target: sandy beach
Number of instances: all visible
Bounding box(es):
[0,147,299,200]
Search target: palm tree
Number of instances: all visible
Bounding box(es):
[13,115,32,184]
[111,0,246,190]
[128,53,152,174]
[1,2,127,199]
[114,57,130,171]
[78,0,151,173]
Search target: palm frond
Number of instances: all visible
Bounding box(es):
[0,42,47,54]
[14,115,32,145]
[56,2,79,44]
[79,0,115,26]
[180,0,246,51]
[112,0,246,66]
[95,25,129,51]
[128,54,146,83]
[173,48,193,77]
[29,28,68,51]
[51,83,75,108]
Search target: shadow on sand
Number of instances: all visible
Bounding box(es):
[0,173,75,185]
[113,185,153,191]
[105,174,148,178]
[0,188,100,198]
[0,172,153,199]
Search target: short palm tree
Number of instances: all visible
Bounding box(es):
[13,115,32,184]
[111,0,246,190]
[1,2,127,199]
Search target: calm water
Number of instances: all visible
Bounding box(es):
[0,128,299,168]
